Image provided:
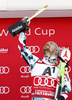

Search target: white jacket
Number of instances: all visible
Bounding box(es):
[18,32,71,100]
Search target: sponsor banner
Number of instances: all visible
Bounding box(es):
[0,28,55,37]
[0,18,72,100]
[31,76,57,99]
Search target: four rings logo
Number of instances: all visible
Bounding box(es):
[33,76,57,88]
[27,46,40,53]
[0,86,10,94]
[20,86,32,94]
[0,66,10,74]
[20,66,31,74]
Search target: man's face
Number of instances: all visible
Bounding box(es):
[43,42,56,57]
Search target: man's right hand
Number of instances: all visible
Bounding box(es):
[54,95,65,100]
[21,16,30,31]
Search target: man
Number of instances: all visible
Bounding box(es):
[18,17,71,100]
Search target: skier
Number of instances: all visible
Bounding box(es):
[18,17,71,100]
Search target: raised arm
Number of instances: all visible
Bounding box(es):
[18,31,38,69]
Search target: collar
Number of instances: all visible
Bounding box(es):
[42,55,58,65]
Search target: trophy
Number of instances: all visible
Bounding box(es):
[7,5,48,37]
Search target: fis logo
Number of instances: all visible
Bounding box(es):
[0,29,9,36]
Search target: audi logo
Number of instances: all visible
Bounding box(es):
[20,86,32,94]
[27,46,40,53]
[33,76,57,88]
[0,86,10,94]
[0,66,10,74]
[20,66,31,74]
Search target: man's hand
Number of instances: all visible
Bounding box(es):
[55,95,65,100]
[21,16,30,31]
